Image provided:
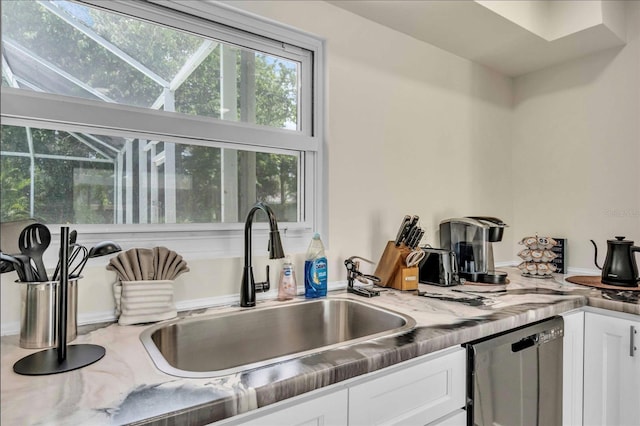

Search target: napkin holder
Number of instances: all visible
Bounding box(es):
[113,280,177,325]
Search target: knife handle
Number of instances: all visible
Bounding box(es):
[394,215,412,246]
[410,229,425,249]
[405,226,420,248]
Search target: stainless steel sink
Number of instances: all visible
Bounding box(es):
[140,298,415,378]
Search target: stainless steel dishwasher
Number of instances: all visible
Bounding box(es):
[466,316,564,426]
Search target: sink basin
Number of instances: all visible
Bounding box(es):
[140,298,416,378]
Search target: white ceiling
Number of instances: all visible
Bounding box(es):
[328,0,627,77]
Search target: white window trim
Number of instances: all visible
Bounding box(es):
[0,0,327,261]
[1,90,318,152]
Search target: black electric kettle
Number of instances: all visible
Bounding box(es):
[590,236,640,286]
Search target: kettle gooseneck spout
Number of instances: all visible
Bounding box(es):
[590,240,603,270]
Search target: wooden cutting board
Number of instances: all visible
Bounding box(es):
[566,275,640,291]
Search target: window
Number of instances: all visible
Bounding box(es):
[1,0,325,256]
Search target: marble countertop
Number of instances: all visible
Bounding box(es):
[1,269,638,425]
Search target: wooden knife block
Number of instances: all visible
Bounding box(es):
[393,266,419,291]
[374,241,417,290]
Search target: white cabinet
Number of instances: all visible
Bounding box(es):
[208,308,640,426]
[348,347,466,426]
[583,311,640,426]
[428,409,466,426]
[220,388,348,426]
[562,310,584,426]
[219,347,466,426]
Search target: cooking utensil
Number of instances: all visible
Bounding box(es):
[52,229,77,281]
[1,252,25,280]
[452,288,507,295]
[18,223,51,281]
[53,242,86,281]
[66,245,88,278]
[590,237,640,286]
[414,229,423,248]
[407,227,425,249]
[415,290,493,306]
[14,254,37,282]
[394,215,411,246]
[403,215,419,244]
[0,257,16,274]
[71,241,122,278]
[405,249,425,267]
[404,226,419,247]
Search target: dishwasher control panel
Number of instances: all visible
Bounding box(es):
[538,325,564,344]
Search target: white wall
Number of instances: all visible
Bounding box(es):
[4,1,637,331]
[224,0,514,260]
[0,0,513,330]
[512,1,640,270]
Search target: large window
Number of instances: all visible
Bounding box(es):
[1,0,302,129]
[1,125,299,224]
[1,0,325,255]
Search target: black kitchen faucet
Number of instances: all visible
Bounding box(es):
[240,202,285,307]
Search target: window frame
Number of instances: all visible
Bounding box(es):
[0,0,327,259]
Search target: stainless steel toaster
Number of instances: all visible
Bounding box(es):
[418,247,461,286]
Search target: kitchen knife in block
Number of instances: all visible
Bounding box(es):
[374,241,412,287]
[391,266,419,291]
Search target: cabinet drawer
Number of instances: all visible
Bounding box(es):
[428,409,466,426]
[219,388,348,426]
[348,347,466,426]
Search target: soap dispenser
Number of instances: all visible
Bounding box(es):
[278,255,297,300]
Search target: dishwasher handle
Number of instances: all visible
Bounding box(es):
[512,335,537,352]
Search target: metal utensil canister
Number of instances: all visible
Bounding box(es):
[18,279,78,349]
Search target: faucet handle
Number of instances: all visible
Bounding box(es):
[255,265,271,292]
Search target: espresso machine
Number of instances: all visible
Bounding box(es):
[440,216,508,284]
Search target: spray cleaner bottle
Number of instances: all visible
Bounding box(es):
[304,233,327,298]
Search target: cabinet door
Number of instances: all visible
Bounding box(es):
[348,347,466,426]
[223,389,348,426]
[584,312,640,426]
[427,409,466,426]
[562,311,584,426]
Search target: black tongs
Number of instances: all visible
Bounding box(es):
[345,256,381,297]
[415,290,495,307]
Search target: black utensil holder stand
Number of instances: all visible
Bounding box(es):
[13,227,105,375]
